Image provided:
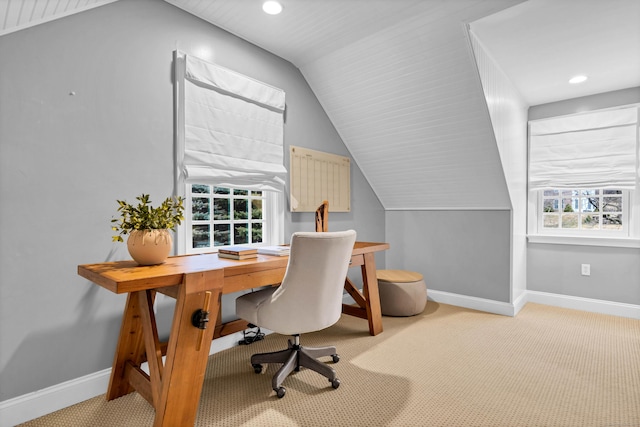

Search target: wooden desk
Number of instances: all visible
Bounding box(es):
[78,241,388,427]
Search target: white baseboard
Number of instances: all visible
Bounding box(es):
[0,368,111,427]
[0,331,248,427]
[427,290,517,316]
[526,290,640,320]
[3,293,637,426]
[427,289,639,320]
[428,289,639,320]
[513,291,528,316]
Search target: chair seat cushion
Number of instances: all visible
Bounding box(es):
[237,286,336,334]
[236,287,278,327]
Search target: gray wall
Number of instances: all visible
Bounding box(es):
[385,210,511,303]
[528,244,640,304]
[0,0,384,401]
[527,87,640,306]
[528,87,640,121]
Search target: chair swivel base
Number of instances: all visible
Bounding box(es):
[250,335,341,398]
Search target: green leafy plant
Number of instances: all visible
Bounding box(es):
[111,194,185,242]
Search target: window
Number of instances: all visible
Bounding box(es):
[184,184,283,254]
[528,105,639,242]
[173,52,287,254]
[539,189,626,235]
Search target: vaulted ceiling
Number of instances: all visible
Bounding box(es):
[2,0,639,210]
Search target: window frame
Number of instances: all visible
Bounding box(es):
[528,187,640,248]
[535,188,628,237]
[177,183,284,255]
[526,104,640,247]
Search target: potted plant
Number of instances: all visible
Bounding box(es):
[111,194,185,265]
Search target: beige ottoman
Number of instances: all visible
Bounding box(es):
[376,270,427,316]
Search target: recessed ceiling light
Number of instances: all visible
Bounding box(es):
[569,75,588,84]
[263,1,283,15]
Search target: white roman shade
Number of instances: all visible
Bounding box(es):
[529,106,639,190]
[175,51,287,192]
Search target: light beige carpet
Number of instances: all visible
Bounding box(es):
[20,303,640,426]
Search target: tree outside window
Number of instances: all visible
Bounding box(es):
[187,184,265,251]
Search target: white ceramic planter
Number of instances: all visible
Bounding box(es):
[127,229,172,265]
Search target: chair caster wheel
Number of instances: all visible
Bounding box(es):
[331,378,340,389]
[275,386,286,398]
[252,364,263,374]
[331,354,340,363]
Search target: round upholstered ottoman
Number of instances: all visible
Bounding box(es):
[376,270,427,316]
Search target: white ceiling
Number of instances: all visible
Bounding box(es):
[2,0,638,105]
[2,0,639,209]
[166,0,432,69]
[164,0,522,210]
[167,0,640,106]
[470,0,640,105]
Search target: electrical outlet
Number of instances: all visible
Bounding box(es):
[581,264,591,276]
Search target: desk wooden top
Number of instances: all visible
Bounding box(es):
[78,241,389,295]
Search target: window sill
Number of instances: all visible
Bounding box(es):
[527,234,640,248]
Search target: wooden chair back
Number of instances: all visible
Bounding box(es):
[315,200,329,232]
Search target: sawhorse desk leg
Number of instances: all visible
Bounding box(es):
[107,290,147,400]
[106,271,222,427]
[342,252,383,336]
[361,252,383,336]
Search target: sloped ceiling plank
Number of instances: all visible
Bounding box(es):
[166,0,432,69]
[0,0,118,36]
[302,0,518,210]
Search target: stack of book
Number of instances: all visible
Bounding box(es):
[257,245,290,256]
[217,246,258,260]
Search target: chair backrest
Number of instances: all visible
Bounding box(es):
[315,200,329,232]
[257,230,356,335]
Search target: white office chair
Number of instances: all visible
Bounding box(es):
[236,230,357,398]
